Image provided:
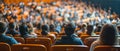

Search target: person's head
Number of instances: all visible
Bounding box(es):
[8,22,16,30]
[96,25,102,32]
[36,23,41,30]
[100,24,118,45]
[19,22,28,34]
[64,22,76,36]
[0,21,7,34]
[95,23,99,27]
[81,23,87,32]
[49,24,55,32]
[41,24,49,35]
[26,22,33,29]
[86,25,94,35]
[42,24,49,31]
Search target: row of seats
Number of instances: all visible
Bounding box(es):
[1,42,120,51]
[0,43,46,51]
[13,35,120,51]
[6,34,120,51]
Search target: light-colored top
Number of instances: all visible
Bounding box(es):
[90,39,101,51]
[90,38,119,51]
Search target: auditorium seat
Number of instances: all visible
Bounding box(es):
[50,32,58,36]
[11,44,47,51]
[38,35,55,44]
[84,37,98,50]
[80,34,90,41]
[84,37,98,46]
[0,43,11,51]
[25,37,52,51]
[51,45,88,51]
[14,37,25,44]
[94,45,120,51]
[47,35,56,44]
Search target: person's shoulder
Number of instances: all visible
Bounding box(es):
[5,36,14,40]
[74,37,82,42]
[14,30,20,34]
[72,36,84,45]
[90,39,101,51]
[2,35,11,38]
[2,35,15,41]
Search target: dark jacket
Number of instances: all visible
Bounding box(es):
[6,29,20,36]
[55,34,83,45]
[19,25,29,38]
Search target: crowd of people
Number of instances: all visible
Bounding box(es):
[0,0,120,51]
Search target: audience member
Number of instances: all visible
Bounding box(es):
[55,22,84,45]
[6,22,20,36]
[90,24,118,51]
[0,21,19,45]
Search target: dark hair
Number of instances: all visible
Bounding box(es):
[49,24,55,32]
[117,25,120,31]
[65,23,76,36]
[0,21,7,33]
[86,25,94,35]
[95,25,102,32]
[80,23,87,33]
[41,24,49,35]
[100,24,117,45]
[8,22,15,29]
[19,22,29,35]
[42,24,49,31]
[36,23,41,30]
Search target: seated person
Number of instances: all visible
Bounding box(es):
[0,21,18,45]
[6,22,20,36]
[34,22,42,35]
[40,24,56,43]
[77,23,87,35]
[26,22,37,36]
[49,24,58,36]
[94,25,102,35]
[41,24,56,40]
[19,22,37,38]
[90,24,119,51]
[81,24,96,36]
[55,22,84,45]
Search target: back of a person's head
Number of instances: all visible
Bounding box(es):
[117,25,120,32]
[100,24,117,45]
[49,24,55,32]
[81,23,87,32]
[95,23,99,26]
[19,23,28,34]
[65,22,76,36]
[8,22,15,29]
[96,25,102,32]
[41,24,49,31]
[86,25,94,35]
[36,23,41,30]
[0,21,7,34]
[41,24,49,35]
[81,23,87,28]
